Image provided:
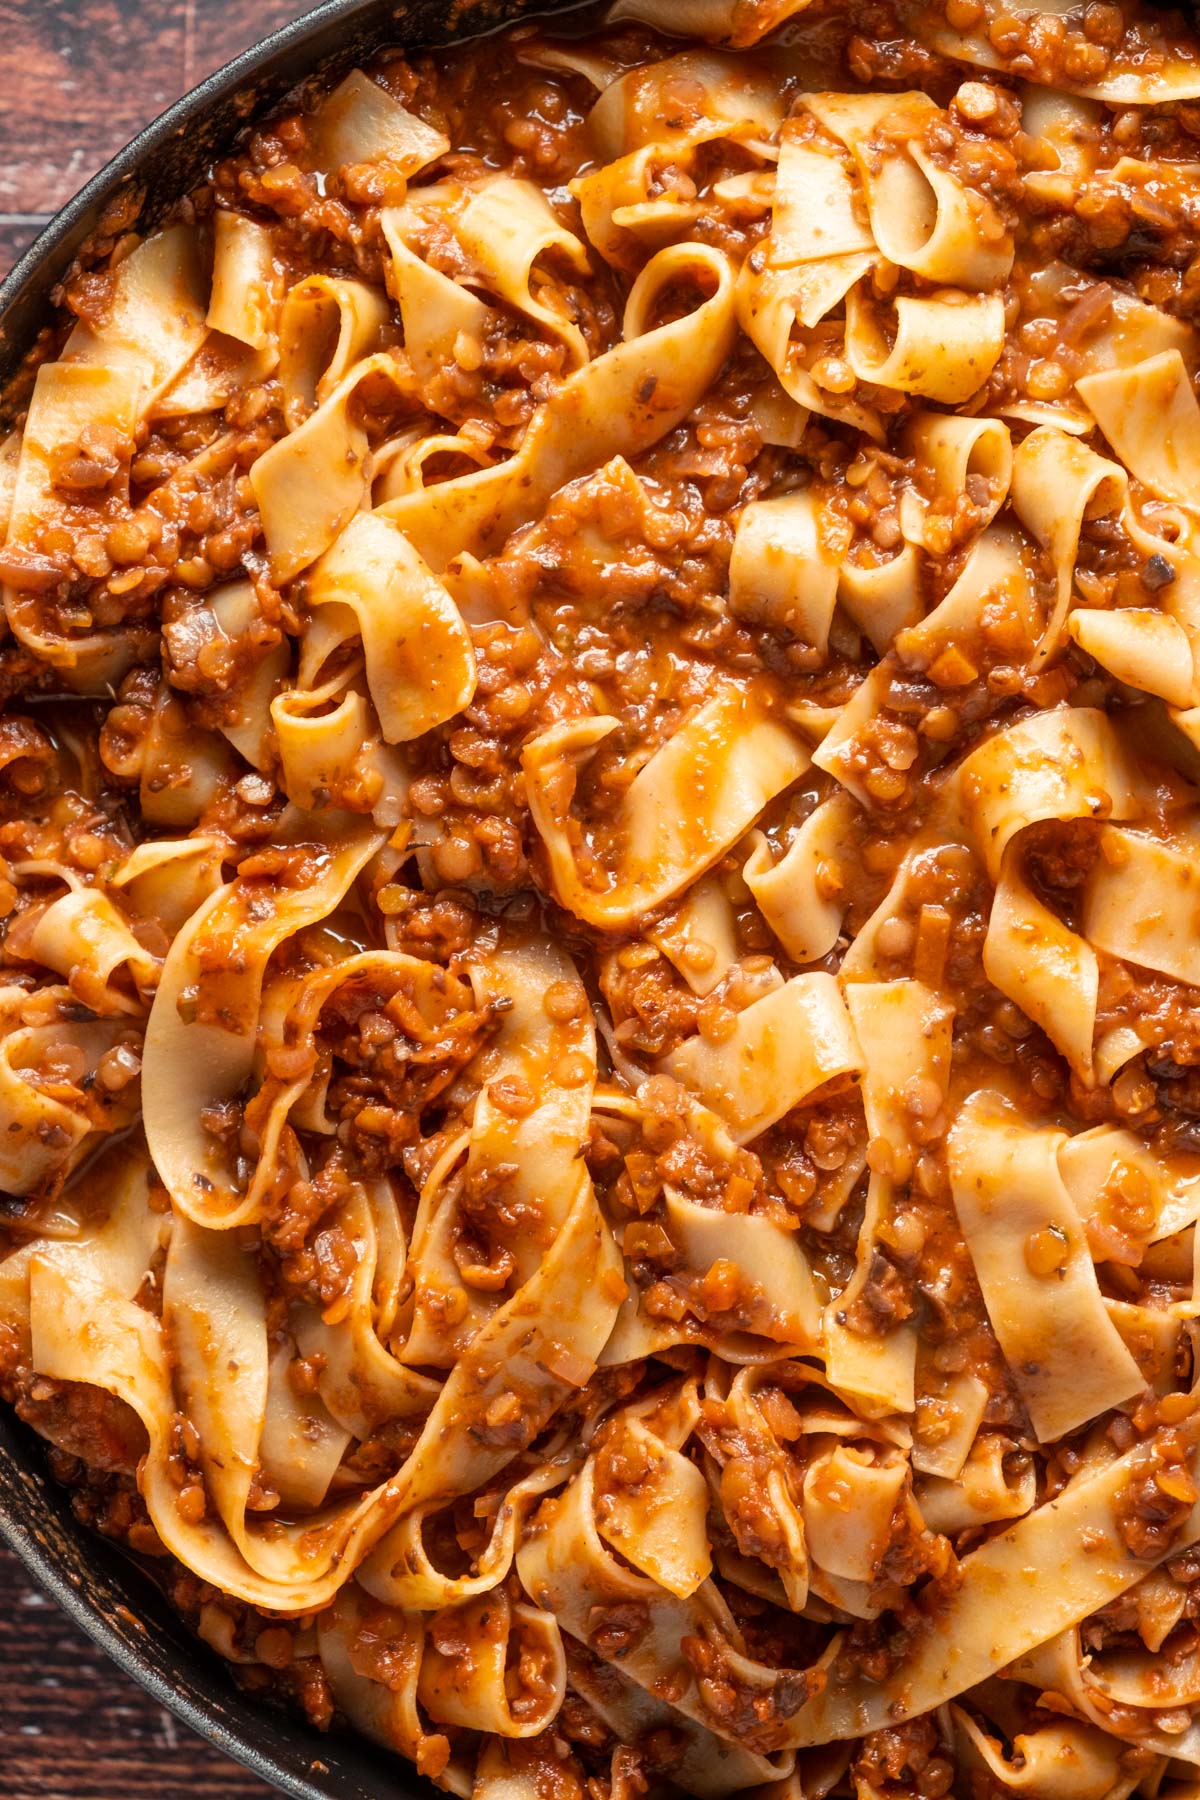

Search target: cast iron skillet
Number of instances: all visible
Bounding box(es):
[0,2,585,1794]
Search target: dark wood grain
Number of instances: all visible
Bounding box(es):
[0,0,307,278]
[1,1543,276,1797]
[0,8,323,1789]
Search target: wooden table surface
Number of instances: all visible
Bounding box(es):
[0,12,320,1794]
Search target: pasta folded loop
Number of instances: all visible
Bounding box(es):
[26,880,160,1015]
[1007,1625,1200,1767]
[379,241,738,568]
[453,177,592,366]
[1082,823,1200,988]
[728,491,841,652]
[516,1397,821,1756]
[593,1383,713,1598]
[109,834,226,936]
[251,350,415,582]
[844,286,1006,405]
[524,686,808,930]
[954,707,1154,1081]
[824,979,952,1417]
[801,91,1012,290]
[278,274,390,428]
[662,969,861,1143]
[142,814,383,1227]
[786,1431,1200,1745]
[207,211,280,353]
[3,362,148,687]
[947,1089,1144,1442]
[417,1591,567,1737]
[63,225,210,412]
[588,50,785,165]
[381,211,496,408]
[304,509,476,742]
[1009,425,1127,658]
[950,1698,1148,1800]
[1077,349,1200,510]
[0,985,142,1195]
[903,412,1012,551]
[914,1434,1036,1535]
[401,938,596,1369]
[743,789,858,966]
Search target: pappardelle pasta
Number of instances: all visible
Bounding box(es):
[6,0,1200,1793]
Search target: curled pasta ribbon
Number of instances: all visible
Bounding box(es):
[20,1168,402,1613]
[735,251,878,440]
[401,937,596,1368]
[524,685,808,930]
[574,50,782,266]
[24,877,160,1015]
[788,1421,1200,1746]
[304,68,450,176]
[442,176,592,366]
[728,491,841,653]
[63,224,210,411]
[250,349,414,582]
[802,91,1013,290]
[588,49,785,163]
[661,969,861,1144]
[892,525,1038,687]
[381,209,496,409]
[109,834,226,936]
[360,1459,573,1612]
[0,985,141,1196]
[649,874,741,997]
[289,1174,439,1439]
[566,1640,793,1798]
[277,274,390,428]
[142,813,384,1227]
[949,1692,1152,1800]
[1008,1622,1200,1766]
[194,579,291,775]
[1078,348,1200,512]
[915,1433,1036,1535]
[159,213,281,415]
[811,532,1036,811]
[315,1589,450,1785]
[824,980,952,1417]
[517,1386,821,1757]
[3,362,147,687]
[743,790,858,966]
[1082,822,1200,991]
[1009,425,1127,658]
[902,412,1012,550]
[305,509,477,742]
[599,1098,828,1366]
[948,1090,1144,1443]
[844,285,1006,405]
[708,1362,916,1618]
[207,211,280,354]
[955,706,1151,1082]
[271,682,407,824]
[317,1585,567,1797]
[379,240,738,569]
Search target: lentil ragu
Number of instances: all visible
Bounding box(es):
[4,0,1200,1794]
